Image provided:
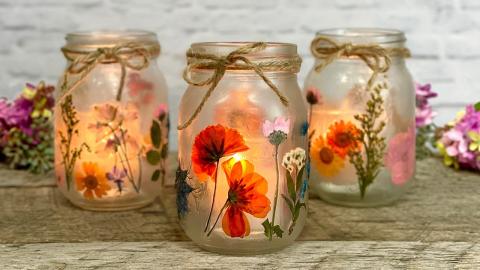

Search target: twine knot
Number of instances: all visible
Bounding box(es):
[178,42,301,130]
[60,42,155,102]
[310,36,410,89]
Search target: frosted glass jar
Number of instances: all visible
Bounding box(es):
[177,42,308,254]
[54,31,169,211]
[304,28,415,207]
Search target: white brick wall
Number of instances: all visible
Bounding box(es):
[0,0,478,149]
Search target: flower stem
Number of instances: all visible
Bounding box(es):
[206,200,228,237]
[270,144,280,241]
[204,161,219,233]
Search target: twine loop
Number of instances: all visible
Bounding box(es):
[60,42,155,101]
[310,36,410,89]
[178,42,301,130]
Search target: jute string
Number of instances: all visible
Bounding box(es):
[59,42,156,102]
[178,42,301,130]
[310,36,410,90]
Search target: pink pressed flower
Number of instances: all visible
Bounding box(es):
[262,116,290,137]
[385,127,415,185]
[416,104,436,127]
[153,103,168,119]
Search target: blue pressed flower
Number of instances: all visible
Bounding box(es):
[300,178,308,199]
[300,121,309,136]
[175,166,194,218]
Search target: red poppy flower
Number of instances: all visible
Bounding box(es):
[221,158,271,238]
[192,125,249,181]
[326,120,362,158]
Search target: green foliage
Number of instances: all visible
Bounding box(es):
[348,82,388,198]
[148,116,169,184]
[2,120,54,174]
[262,219,283,239]
[416,124,437,160]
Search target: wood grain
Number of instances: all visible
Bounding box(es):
[1,241,480,269]
[1,153,480,268]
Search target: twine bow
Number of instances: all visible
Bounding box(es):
[60,42,153,101]
[178,42,300,130]
[310,36,410,90]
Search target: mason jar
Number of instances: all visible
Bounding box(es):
[304,28,415,207]
[54,31,169,211]
[177,42,308,254]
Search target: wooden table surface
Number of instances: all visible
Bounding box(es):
[1,154,479,269]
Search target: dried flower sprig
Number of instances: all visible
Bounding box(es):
[58,94,89,189]
[348,82,388,198]
[0,82,55,174]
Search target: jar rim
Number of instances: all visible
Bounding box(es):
[190,42,298,58]
[315,28,406,44]
[63,30,160,56]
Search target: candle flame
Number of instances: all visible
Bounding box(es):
[232,153,244,162]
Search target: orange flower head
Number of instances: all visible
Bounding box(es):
[75,162,111,199]
[221,158,271,238]
[326,120,361,158]
[191,125,249,181]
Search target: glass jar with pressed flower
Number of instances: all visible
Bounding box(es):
[177,42,308,254]
[54,31,169,211]
[304,28,415,207]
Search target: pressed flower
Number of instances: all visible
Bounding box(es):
[191,125,249,182]
[75,162,111,199]
[306,86,321,105]
[282,147,306,175]
[153,103,168,121]
[219,158,271,238]
[106,166,127,193]
[175,166,194,218]
[384,128,415,185]
[262,117,290,145]
[326,120,361,158]
[311,136,344,177]
[127,73,154,105]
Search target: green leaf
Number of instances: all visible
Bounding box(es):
[286,172,296,202]
[146,150,161,165]
[262,219,271,237]
[150,120,162,148]
[293,202,303,221]
[296,165,305,193]
[475,102,480,112]
[151,169,161,181]
[282,194,294,215]
[161,143,168,158]
[272,225,284,238]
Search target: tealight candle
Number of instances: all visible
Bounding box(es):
[54,31,169,211]
[304,28,415,207]
[177,42,308,254]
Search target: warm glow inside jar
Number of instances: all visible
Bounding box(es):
[54,31,169,211]
[177,42,308,254]
[304,28,415,207]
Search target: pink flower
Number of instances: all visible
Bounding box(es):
[384,127,415,185]
[415,83,438,128]
[441,128,475,167]
[153,103,168,120]
[262,116,290,137]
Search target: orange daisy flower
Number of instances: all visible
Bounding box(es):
[192,125,249,181]
[75,162,111,199]
[220,158,271,238]
[326,120,362,158]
